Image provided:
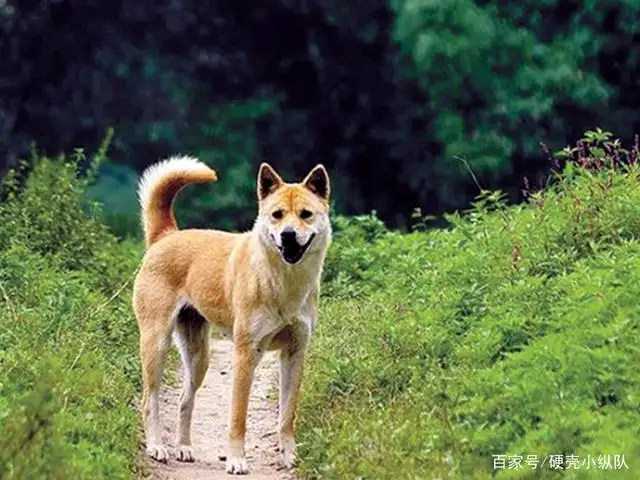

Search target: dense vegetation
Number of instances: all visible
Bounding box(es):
[2,130,639,478]
[0,150,142,479]
[2,2,640,232]
[4,3,640,478]
[297,131,640,478]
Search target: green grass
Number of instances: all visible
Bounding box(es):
[2,130,639,479]
[0,153,143,479]
[297,131,640,479]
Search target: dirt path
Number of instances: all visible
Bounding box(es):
[148,339,294,480]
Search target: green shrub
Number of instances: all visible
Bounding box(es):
[300,131,640,479]
[0,152,142,479]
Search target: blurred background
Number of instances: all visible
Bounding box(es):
[1,0,638,236]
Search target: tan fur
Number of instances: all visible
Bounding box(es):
[132,157,332,474]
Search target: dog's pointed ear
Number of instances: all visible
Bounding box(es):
[302,164,330,200]
[258,163,284,200]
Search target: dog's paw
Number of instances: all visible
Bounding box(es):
[279,436,297,470]
[175,445,195,462]
[226,456,249,475]
[282,448,297,470]
[146,444,169,463]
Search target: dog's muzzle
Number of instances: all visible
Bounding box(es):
[278,229,316,265]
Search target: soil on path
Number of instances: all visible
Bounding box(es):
[147,339,295,480]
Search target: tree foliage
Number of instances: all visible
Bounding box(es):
[1,1,640,231]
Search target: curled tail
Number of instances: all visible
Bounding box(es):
[138,156,217,248]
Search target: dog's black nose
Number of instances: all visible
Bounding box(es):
[280,228,297,243]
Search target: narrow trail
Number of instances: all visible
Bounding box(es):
[148,339,295,480]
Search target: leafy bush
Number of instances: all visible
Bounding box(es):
[322,212,390,298]
[299,131,640,478]
[0,152,142,479]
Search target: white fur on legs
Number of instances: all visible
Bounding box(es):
[145,388,169,462]
[176,363,196,463]
[226,455,249,475]
[173,317,209,462]
[144,335,170,463]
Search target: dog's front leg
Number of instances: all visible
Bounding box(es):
[279,324,310,469]
[226,331,260,475]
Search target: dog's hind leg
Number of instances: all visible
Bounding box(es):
[137,293,178,463]
[140,328,172,462]
[173,306,210,462]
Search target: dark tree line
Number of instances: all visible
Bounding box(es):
[1,0,639,230]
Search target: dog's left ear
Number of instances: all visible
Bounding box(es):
[302,164,330,200]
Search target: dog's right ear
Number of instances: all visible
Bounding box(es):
[257,163,284,200]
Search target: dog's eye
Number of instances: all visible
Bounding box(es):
[272,210,284,220]
[300,209,313,219]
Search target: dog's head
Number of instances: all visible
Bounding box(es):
[256,163,331,265]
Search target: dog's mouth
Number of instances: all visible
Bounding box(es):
[278,234,316,265]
